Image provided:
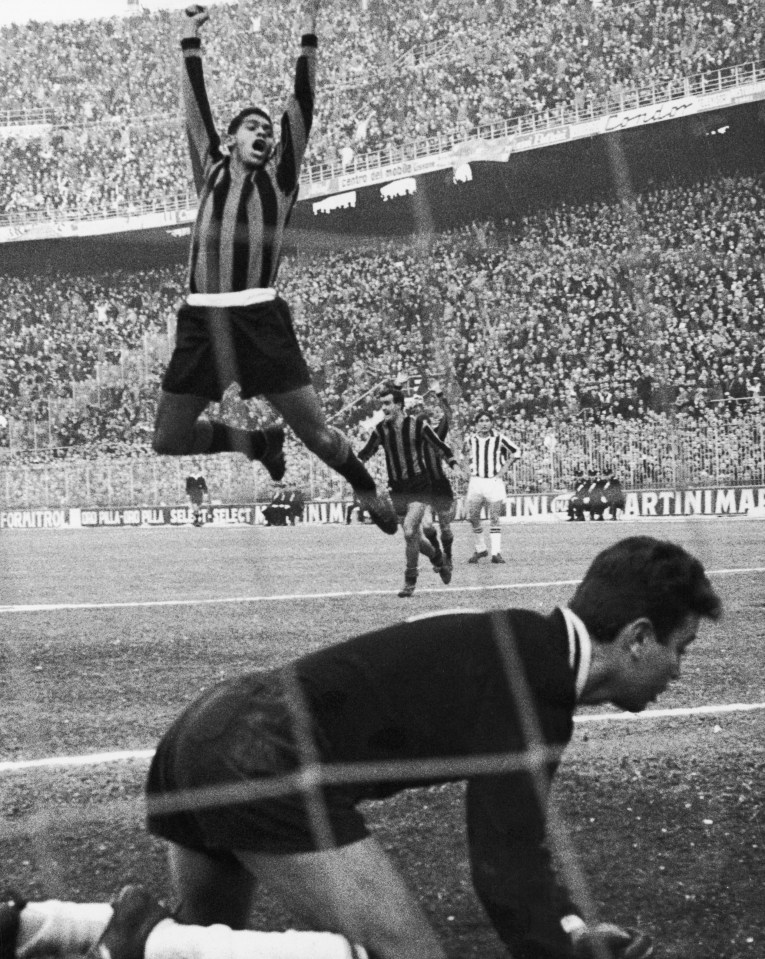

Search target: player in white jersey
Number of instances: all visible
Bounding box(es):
[464,410,520,564]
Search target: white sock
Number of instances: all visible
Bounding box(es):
[146,918,368,959]
[490,530,502,555]
[18,901,113,957]
[473,532,485,552]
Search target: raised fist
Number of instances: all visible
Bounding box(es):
[182,4,209,35]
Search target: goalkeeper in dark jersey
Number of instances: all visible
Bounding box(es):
[0,536,721,959]
[151,3,396,537]
[3,539,719,959]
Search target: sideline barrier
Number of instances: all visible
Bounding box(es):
[2,486,765,530]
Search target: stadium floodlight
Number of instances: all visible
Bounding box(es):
[453,162,472,184]
[380,177,417,201]
[312,191,357,215]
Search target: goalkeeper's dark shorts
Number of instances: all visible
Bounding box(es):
[162,297,311,401]
[146,673,369,855]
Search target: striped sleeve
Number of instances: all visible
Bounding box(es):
[421,422,457,465]
[276,33,317,194]
[180,37,223,194]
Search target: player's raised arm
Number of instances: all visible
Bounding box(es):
[427,381,452,440]
[421,420,458,469]
[180,5,222,193]
[276,0,319,192]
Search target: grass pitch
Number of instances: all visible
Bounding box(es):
[1,518,763,958]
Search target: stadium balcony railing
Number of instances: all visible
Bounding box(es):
[0,105,53,128]
[1,58,763,231]
[300,59,765,188]
[1,414,763,509]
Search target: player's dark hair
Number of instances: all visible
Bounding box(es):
[227,106,273,136]
[381,387,405,408]
[569,536,722,644]
[474,409,493,423]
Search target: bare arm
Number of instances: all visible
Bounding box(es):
[358,429,380,463]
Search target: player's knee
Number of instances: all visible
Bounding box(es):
[306,426,346,465]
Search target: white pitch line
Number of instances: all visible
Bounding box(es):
[0,579,581,613]
[575,702,765,722]
[0,566,763,615]
[0,749,157,772]
[1,703,763,774]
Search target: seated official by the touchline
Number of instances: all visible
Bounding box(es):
[3,537,720,959]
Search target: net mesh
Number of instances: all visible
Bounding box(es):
[1,1,763,955]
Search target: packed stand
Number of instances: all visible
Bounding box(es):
[1,170,763,495]
[0,0,763,218]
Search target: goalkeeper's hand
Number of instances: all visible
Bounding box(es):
[571,922,654,959]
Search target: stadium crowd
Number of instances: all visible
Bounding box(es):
[0,0,762,218]
[1,168,763,497]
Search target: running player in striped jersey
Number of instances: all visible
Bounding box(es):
[417,383,456,579]
[151,3,396,537]
[359,387,458,597]
[464,410,521,564]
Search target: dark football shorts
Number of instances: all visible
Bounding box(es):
[161,298,311,401]
[428,479,455,515]
[389,474,436,516]
[146,673,369,855]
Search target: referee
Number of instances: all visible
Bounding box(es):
[464,410,520,564]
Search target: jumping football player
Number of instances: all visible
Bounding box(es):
[151,3,396,536]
